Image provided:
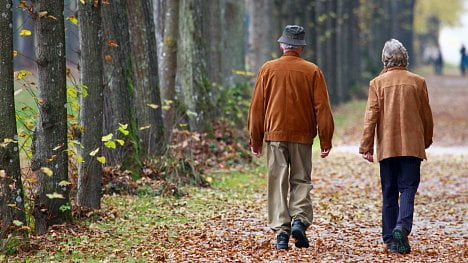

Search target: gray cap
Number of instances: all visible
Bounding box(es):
[277,25,306,46]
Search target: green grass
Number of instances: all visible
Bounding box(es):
[7,167,267,262]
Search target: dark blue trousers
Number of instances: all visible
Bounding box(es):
[379,156,421,243]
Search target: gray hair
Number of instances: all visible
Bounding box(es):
[382,39,409,68]
[280,43,302,51]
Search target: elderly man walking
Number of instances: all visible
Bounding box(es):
[248,25,334,250]
[359,39,433,254]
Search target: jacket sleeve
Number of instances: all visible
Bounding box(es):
[359,81,379,154]
[313,70,334,150]
[248,69,265,148]
[420,80,434,148]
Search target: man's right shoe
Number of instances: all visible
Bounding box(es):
[291,220,310,248]
[276,233,289,250]
[392,226,411,254]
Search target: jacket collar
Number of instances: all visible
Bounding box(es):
[282,51,301,57]
[385,66,408,72]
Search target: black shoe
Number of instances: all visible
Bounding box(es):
[392,226,411,254]
[276,233,289,250]
[291,220,310,248]
[385,240,398,253]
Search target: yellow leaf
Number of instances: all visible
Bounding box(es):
[104,140,116,149]
[12,50,17,57]
[80,0,85,4]
[164,99,174,105]
[101,133,113,142]
[7,204,16,208]
[96,156,106,164]
[89,147,100,156]
[12,220,23,226]
[186,110,198,117]
[116,139,125,146]
[118,123,128,129]
[58,180,71,187]
[66,16,78,25]
[52,143,64,151]
[205,176,213,183]
[162,105,171,110]
[147,104,159,109]
[40,167,53,177]
[179,123,188,127]
[46,192,64,199]
[76,155,84,163]
[139,125,151,131]
[19,29,32,37]
[38,11,48,17]
[16,70,31,80]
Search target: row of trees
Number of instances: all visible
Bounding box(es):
[0,0,463,236]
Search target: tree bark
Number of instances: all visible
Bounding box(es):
[154,0,179,143]
[77,0,103,209]
[127,0,165,159]
[0,0,26,237]
[177,0,213,132]
[31,0,72,234]
[246,0,274,74]
[101,0,140,172]
[222,0,245,87]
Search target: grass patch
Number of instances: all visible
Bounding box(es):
[8,166,267,262]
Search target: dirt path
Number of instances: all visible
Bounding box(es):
[157,153,467,262]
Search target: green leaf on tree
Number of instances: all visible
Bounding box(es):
[97,156,106,164]
[102,133,113,142]
[104,140,117,149]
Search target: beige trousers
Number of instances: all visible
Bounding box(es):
[266,141,313,235]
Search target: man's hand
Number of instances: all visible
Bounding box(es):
[362,152,374,162]
[251,146,262,158]
[321,148,330,158]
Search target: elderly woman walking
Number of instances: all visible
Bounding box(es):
[359,39,433,254]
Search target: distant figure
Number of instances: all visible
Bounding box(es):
[433,49,443,75]
[461,45,466,76]
[248,25,334,250]
[359,39,434,254]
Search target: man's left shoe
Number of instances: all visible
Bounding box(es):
[385,240,398,253]
[392,226,411,254]
[291,219,310,248]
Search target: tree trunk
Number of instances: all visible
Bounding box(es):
[222,0,246,87]
[246,0,274,74]
[177,0,213,132]
[0,0,26,237]
[127,0,165,159]
[31,0,72,234]
[154,0,179,143]
[392,0,415,68]
[77,0,103,209]
[101,0,140,172]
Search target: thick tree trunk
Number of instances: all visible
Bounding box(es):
[101,0,140,172]
[32,0,72,234]
[127,0,164,159]
[222,0,245,87]
[177,0,213,132]
[246,0,274,74]
[0,0,26,237]
[204,0,223,87]
[155,0,178,143]
[77,0,103,209]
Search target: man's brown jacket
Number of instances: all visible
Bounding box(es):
[248,52,334,150]
[359,67,434,161]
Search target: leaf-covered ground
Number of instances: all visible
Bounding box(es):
[7,151,467,262]
[6,75,467,262]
